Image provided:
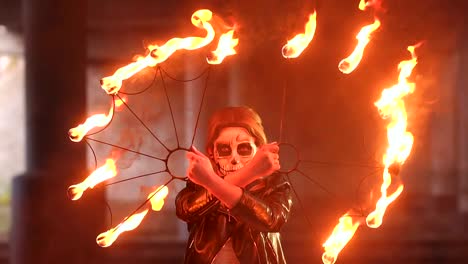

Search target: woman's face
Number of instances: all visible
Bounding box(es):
[212,127,257,176]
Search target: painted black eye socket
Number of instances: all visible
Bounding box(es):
[216,143,232,157]
[237,143,253,156]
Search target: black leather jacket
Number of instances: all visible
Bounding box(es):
[175,173,292,264]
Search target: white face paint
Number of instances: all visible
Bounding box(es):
[213,127,257,176]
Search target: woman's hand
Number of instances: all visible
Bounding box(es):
[186,146,218,188]
[244,142,280,179]
[186,146,243,208]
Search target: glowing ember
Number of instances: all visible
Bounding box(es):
[366,44,420,228]
[148,185,170,211]
[322,214,362,264]
[282,11,317,59]
[100,9,215,94]
[69,106,114,142]
[96,209,149,247]
[68,159,117,200]
[207,30,239,64]
[338,18,380,74]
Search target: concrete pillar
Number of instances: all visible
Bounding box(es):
[11,0,105,263]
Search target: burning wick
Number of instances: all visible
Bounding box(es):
[282,11,317,59]
[96,209,149,247]
[99,77,120,95]
[67,159,117,200]
[69,106,114,142]
[338,18,380,74]
[96,185,170,247]
[322,214,362,264]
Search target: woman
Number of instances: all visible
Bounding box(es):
[176,106,292,264]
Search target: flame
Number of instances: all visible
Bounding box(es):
[96,209,149,247]
[366,183,404,228]
[359,0,383,12]
[358,0,367,10]
[282,11,317,59]
[322,214,362,264]
[94,184,169,247]
[366,44,419,228]
[114,96,127,109]
[69,106,114,142]
[68,159,117,200]
[100,9,215,94]
[338,18,380,74]
[207,30,239,64]
[148,185,170,211]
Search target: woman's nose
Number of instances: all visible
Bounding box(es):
[231,156,240,165]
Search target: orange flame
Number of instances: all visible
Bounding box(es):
[282,11,317,59]
[114,96,127,109]
[95,185,170,247]
[96,209,149,247]
[366,44,419,228]
[358,0,367,10]
[100,9,215,94]
[148,185,170,211]
[322,214,362,264]
[207,30,239,64]
[359,0,383,12]
[338,18,380,74]
[69,106,114,142]
[68,159,117,200]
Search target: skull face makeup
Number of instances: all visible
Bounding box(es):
[213,127,257,176]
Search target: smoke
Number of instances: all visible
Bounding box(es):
[111,127,143,170]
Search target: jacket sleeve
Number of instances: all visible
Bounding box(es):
[229,173,292,232]
[175,180,220,223]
